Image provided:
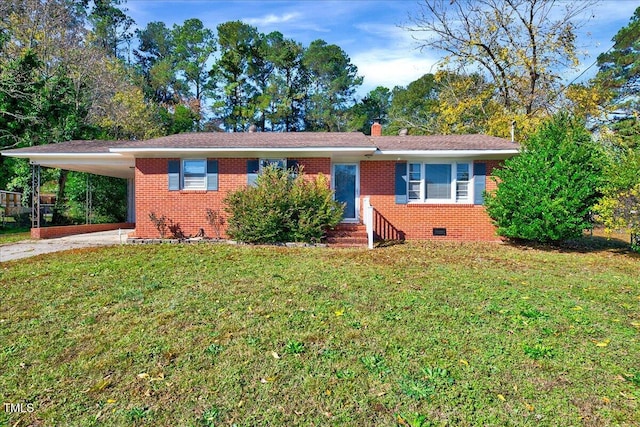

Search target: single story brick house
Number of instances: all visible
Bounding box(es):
[1,123,519,243]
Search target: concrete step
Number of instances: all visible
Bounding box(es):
[326,236,368,244]
[326,223,368,247]
[330,223,366,231]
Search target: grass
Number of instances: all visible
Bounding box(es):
[0,226,31,244]
[0,240,638,426]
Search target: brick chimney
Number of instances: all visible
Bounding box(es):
[371,119,382,137]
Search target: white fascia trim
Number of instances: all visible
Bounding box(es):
[377,149,520,156]
[1,152,123,159]
[109,147,376,154]
[32,158,133,165]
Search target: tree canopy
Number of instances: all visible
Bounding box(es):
[405,0,596,137]
[596,6,640,102]
[593,6,640,149]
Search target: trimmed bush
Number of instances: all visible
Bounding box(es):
[224,165,344,243]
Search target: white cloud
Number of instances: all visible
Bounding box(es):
[352,49,441,96]
[245,12,301,27]
[348,20,441,96]
[356,21,415,38]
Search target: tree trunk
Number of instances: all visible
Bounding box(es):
[51,169,69,225]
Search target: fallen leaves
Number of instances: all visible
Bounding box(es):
[87,377,112,393]
[137,372,165,381]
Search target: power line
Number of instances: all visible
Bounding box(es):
[549,43,615,105]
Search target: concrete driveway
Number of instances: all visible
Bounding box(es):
[0,229,133,262]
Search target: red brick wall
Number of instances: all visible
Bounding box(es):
[133,157,331,238]
[133,157,504,241]
[359,160,503,242]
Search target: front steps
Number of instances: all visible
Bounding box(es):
[326,223,368,247]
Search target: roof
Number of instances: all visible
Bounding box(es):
[4,139,126,154]
[0,140,135,179]
[371,134,518,151]
[4,132,518,153]
[114,132,374,149]
[1,132,519,179]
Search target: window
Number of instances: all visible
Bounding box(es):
[425,164,451,200]
[456,163,470,202]
[248,159,298,186]
[183,160,206,190]
[168,159,218,191]
[408,163,422,200]
[259,158,286,172]
[404,162,472,203]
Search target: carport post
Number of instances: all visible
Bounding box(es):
[85,174,92,224]
[31,163,41,228]
[127,178,135,223]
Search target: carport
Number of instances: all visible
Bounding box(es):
[1,140,136,238]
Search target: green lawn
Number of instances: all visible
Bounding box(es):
[0,241,638,426]
[0,227,31,244]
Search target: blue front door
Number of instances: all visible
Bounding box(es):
[334,164,358,221]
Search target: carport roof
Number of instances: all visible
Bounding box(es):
[1,140,136,179]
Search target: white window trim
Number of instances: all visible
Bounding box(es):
[456,163,471,202]
[407,161,474,204]
[408,163,423,202]
[182,159,207,190]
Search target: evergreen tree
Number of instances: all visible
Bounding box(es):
[302,40,362,132]
[486,114,604,243]
[594,6,640,149]
[348,86,391,134]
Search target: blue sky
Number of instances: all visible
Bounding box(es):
[125,0,639,98]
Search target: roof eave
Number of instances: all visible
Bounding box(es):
[374,149,520,158]
[1,152,123,159]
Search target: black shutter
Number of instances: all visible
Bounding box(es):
[395,162,408,204]
[168,160,180,191]
[247,159,259,186]
[206,160,218,191]
[474,162,486,205]
[286,159,299,171]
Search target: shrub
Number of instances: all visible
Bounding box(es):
[485,113,604,243]
[13,212,31,228]
[205,208,225,239]
[224,165,344,243]
[593,148,640,252]
[148,212,168,238]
